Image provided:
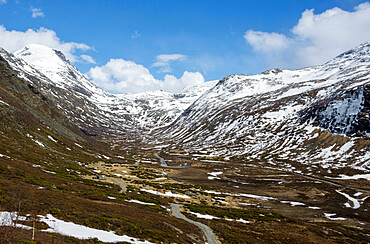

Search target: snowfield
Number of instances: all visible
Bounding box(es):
[0,211,153,243]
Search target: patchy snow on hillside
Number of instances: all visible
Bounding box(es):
[0,99,9,106]
[1,42,369,175]
[48,135,58,143]
[34,140,45,147]
[207,171,223,180]
[328,173,370,180]
[336,190,369,209]
[189,211,220,220]
[140,189,190,198]
[0,211,153,243]
[324,213,346,221]
[125,199,156,206]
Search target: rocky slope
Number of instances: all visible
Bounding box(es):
[0,51,205,244]
[154,42,370,175]
[2,44,217,140]
[1,42,369,176]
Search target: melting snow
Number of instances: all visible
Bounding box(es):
[189,211,220,220]
[280,201,305,206]
[327,174,370,180]
[39,214,153,243]
[308,206,321,210]
[235,218,250,224]
[140,189,190,199]
[204,190,277,201]
[0,211,153,243]
[42,169,56,174]
[125,200,156,206]
[75,143,83,148]
[47,135,58,143]
[34,140,45,147]
[207,171,223,180]
[324,213,346,221]
[336,190,368,209]
[0,100,9,106]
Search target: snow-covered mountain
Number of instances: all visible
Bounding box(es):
[153,42,370,174]
[0,42,369,175]
[1,44,217,139]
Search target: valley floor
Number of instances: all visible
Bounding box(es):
[0,144,369,243]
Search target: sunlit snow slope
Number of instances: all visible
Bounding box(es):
[154,42,370,173]
[0,42,369,175]
[0,44,217,139]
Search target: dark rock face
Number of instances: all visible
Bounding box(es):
[352,84,370,135]
[54,50,71,64]
[305,85,369,136]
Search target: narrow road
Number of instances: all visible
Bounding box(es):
[170,204,218,244]
[107,177,127,193]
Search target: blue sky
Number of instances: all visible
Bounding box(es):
[0,0,370,93]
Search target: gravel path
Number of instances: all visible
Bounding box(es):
[107,177,127,193]
[170,204,218,244]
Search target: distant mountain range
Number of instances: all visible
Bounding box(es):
[0,42,369,176]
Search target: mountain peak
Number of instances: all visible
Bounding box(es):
[14,44,71,69]
[329,41,370,65]
[13,44,93,91]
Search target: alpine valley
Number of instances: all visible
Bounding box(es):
[0,42,369,243]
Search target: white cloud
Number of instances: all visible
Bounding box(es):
[152,54,187,73]
[88,58,204,94]
[31,7,44,18]
[0,25,91,62]
[80,54,96,64]
[244,30,291,52]
[131,30,140,39]
[244,2,370,67]
[0,0,7,4]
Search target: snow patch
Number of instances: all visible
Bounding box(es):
[47,135,58,143]
[140,189,190,199]
[0,211,153,243]
[324,213,346,221]
[125,200,156,206]
[189,211,220,220]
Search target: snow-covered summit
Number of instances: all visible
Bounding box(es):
[329,41,370,64]
[1,41,369,173]
[0,44,218,135]
[15,44,71,69]
[195,41,370,107]
[155,42,370,173]
[14,44,107,98]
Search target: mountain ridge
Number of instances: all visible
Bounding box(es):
[0,42,369,176]
[0,41,369,243]
[147,42,370,175]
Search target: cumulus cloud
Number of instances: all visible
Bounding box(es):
[88,58,204,94]
[0,25,91,62]
[80,54,96,64]
[152,54,187,73]
[244,2,370,67]
[244,30,291,52]
[31,7,44,18]
[131,30,140,39]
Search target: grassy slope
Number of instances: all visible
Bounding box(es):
[0,56,202,243]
